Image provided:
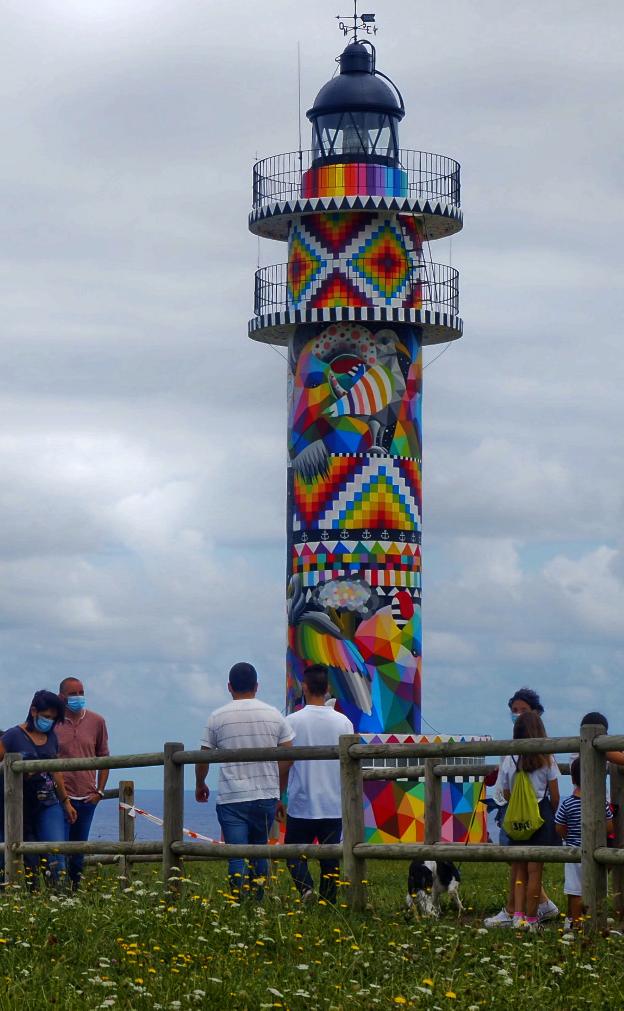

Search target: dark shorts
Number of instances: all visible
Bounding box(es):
[509,798,561,847]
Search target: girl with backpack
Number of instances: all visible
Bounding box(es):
[499,711,560,931]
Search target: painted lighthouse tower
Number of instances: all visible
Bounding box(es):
[249,17,462,741]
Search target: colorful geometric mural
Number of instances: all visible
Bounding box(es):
[287,320,422,734]
[364,781,487,844]
[301,162,409,200]
[286,212,424,314]
[362,734,489,844]
[351,221,412,303]
[287,228,324,304]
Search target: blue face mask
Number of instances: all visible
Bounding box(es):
[510,712,520,724]
[34,715,54,733]
[66,696,86,712]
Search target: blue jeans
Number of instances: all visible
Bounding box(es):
[63,799,97,888]
[216,799,277,899]
[26,801,67,884]
[285,816,342,903]
[1,800,66,886]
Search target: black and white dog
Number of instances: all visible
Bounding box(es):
[405,860,463,917]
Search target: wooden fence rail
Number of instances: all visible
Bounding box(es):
[2,724,621,931]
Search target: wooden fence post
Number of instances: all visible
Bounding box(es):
[163,742,184,896]
[3,753,23,887]
[118,780,135,886]
[339,734,367,912]
[581,723,608,931]
[424,758,442,846]
[609,764,624,919]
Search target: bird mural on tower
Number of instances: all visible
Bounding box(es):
[287,574,373,714]
[287,573,420,731]
[324,328,409,451]
[289,323,410,480]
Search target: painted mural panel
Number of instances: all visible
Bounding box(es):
[286,319,422,733]
[286,211,423,313]
[364,781,487,844]
[361,735,490,845]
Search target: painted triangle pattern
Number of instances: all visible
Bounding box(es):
[305,211,374,255]
[307,270,374,309]
[287,228,324,305]
[311,459,422,531]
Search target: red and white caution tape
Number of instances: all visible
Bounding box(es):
[119,802,223,844]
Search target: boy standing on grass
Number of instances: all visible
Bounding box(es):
[555,757,613,930]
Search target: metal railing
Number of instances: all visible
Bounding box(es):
[252,149,461,208]
[254,261,460,317]
[2,726,622,932]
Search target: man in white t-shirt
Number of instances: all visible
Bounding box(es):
[279,664,353,904]
[195,662,294,899]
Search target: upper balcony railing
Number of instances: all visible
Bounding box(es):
[252,149,461,209]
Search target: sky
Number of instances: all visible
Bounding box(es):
[0,0,623,786]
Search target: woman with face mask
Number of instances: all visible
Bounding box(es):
[0,689,77,887]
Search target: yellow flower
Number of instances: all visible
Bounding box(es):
[445,993,457,999]
[394,999,407,1005]
[423,978,434,987]
[135,978,144,984]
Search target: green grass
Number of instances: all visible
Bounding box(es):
[0,859,623,1010]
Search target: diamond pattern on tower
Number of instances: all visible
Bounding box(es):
[350,222,412,303]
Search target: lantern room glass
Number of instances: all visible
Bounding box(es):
[312,111,399,166]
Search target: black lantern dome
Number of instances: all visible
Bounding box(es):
[307,41,405,168]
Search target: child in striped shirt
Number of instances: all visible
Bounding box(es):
[555,757,613,929]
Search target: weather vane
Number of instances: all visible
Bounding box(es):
[336,1,377,42]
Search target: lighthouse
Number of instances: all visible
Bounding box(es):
[249,18,462,737]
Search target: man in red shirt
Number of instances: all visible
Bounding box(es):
[56,676,110,889]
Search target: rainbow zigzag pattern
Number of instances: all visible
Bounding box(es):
[301,163,409,199]
[293,457,422,532]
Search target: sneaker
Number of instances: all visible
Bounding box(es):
[538,899,559,922]
[484,908,513,929]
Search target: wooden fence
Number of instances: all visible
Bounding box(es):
[2,723,623,931]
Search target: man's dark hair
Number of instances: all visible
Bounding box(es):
[59,676,82,694]
[25,690,65,730]
[508,687,544,715]
[303,664,329,696]
[229,662,258,693]
[581,712,608,730]
[571,757,581,788]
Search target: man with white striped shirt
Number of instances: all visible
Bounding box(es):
[195,662,294,900]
